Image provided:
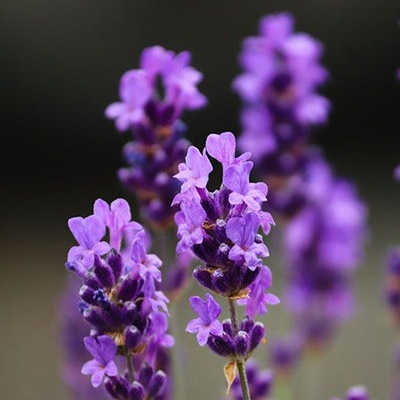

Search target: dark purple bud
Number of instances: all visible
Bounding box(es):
[93,289,111,308]
[104,376,129,399]
[234,331,250,357]
[249,322,265,352]
[139,364,153,388]
[201,197,219,221]
[79,285,96,305]
[65,261,86,278]
[193,267,213,291]
[144,99,158,124]
[239,316,254,333]
[158,103,175,125]
[94,258,115,288]
[207,332,235,358]
[222,319,234,337]
[120,301,138,326]
[129,382,145,400]
[147,370,167,398]
[217,187,232,219]
[118,276,139,302]
[84,271,101,289]
[125,326,142,350]
[104,376,119,398]
[83,307,107,329]
[107,251,123,281]
[240,265,260,291]
[199,238,220,264]
[212,270,229,294]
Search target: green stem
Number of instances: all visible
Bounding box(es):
[228,299,252,400]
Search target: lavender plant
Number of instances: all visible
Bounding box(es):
[65,198,173,399]
[173,131,279,399]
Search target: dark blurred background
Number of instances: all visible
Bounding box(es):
[1,0,400,399]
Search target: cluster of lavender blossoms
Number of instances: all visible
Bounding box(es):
[173,131,279,396]
[106,46,207,229]
[283,158,367,350]
[234,12,330,216]
[65,198,173,400]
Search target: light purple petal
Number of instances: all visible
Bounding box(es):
[186,318,202,333]
[90,367,106,388]
[104,361,118,377]
[81,359,100,376]
[205,132,236,168]
[196,326,211,346]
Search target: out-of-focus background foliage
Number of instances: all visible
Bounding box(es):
[1,1,400,398]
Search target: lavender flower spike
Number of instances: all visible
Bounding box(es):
[81,335,118,388]
[106,46,207,228]
[186,293,223,346]
[175,132,279,399]
[65,198,172,400]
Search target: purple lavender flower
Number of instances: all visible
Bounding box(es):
[226,212,269,270]
[106,46,207,228]
[173,132,277,301]
[175,132,278,399]
[65,198,172,399]
[175,146,213,192]
[67,215,110,271]
[186,293,224,346]
[81,336,118,388]
[234,13,330,216]
[283,159,367,349]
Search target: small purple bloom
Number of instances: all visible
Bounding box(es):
[67,215,110,270]
[224,162,267,211]
[186,293,223,346]
[238,266,280,317]
[131,233,162,282]
[175,146,213,192]
[226,212,269,270]
[81,335,118,388]
[94,198,142,251]
[205,131,251,173]
[105,70,152,132]
[175,198,207,253]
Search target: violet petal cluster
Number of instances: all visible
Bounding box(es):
[175,132,278,362]
[106,46,207,228]
[234,13,330,215]
[174,132,276,301]
[283,158,367,349]
[65,198,172,400]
